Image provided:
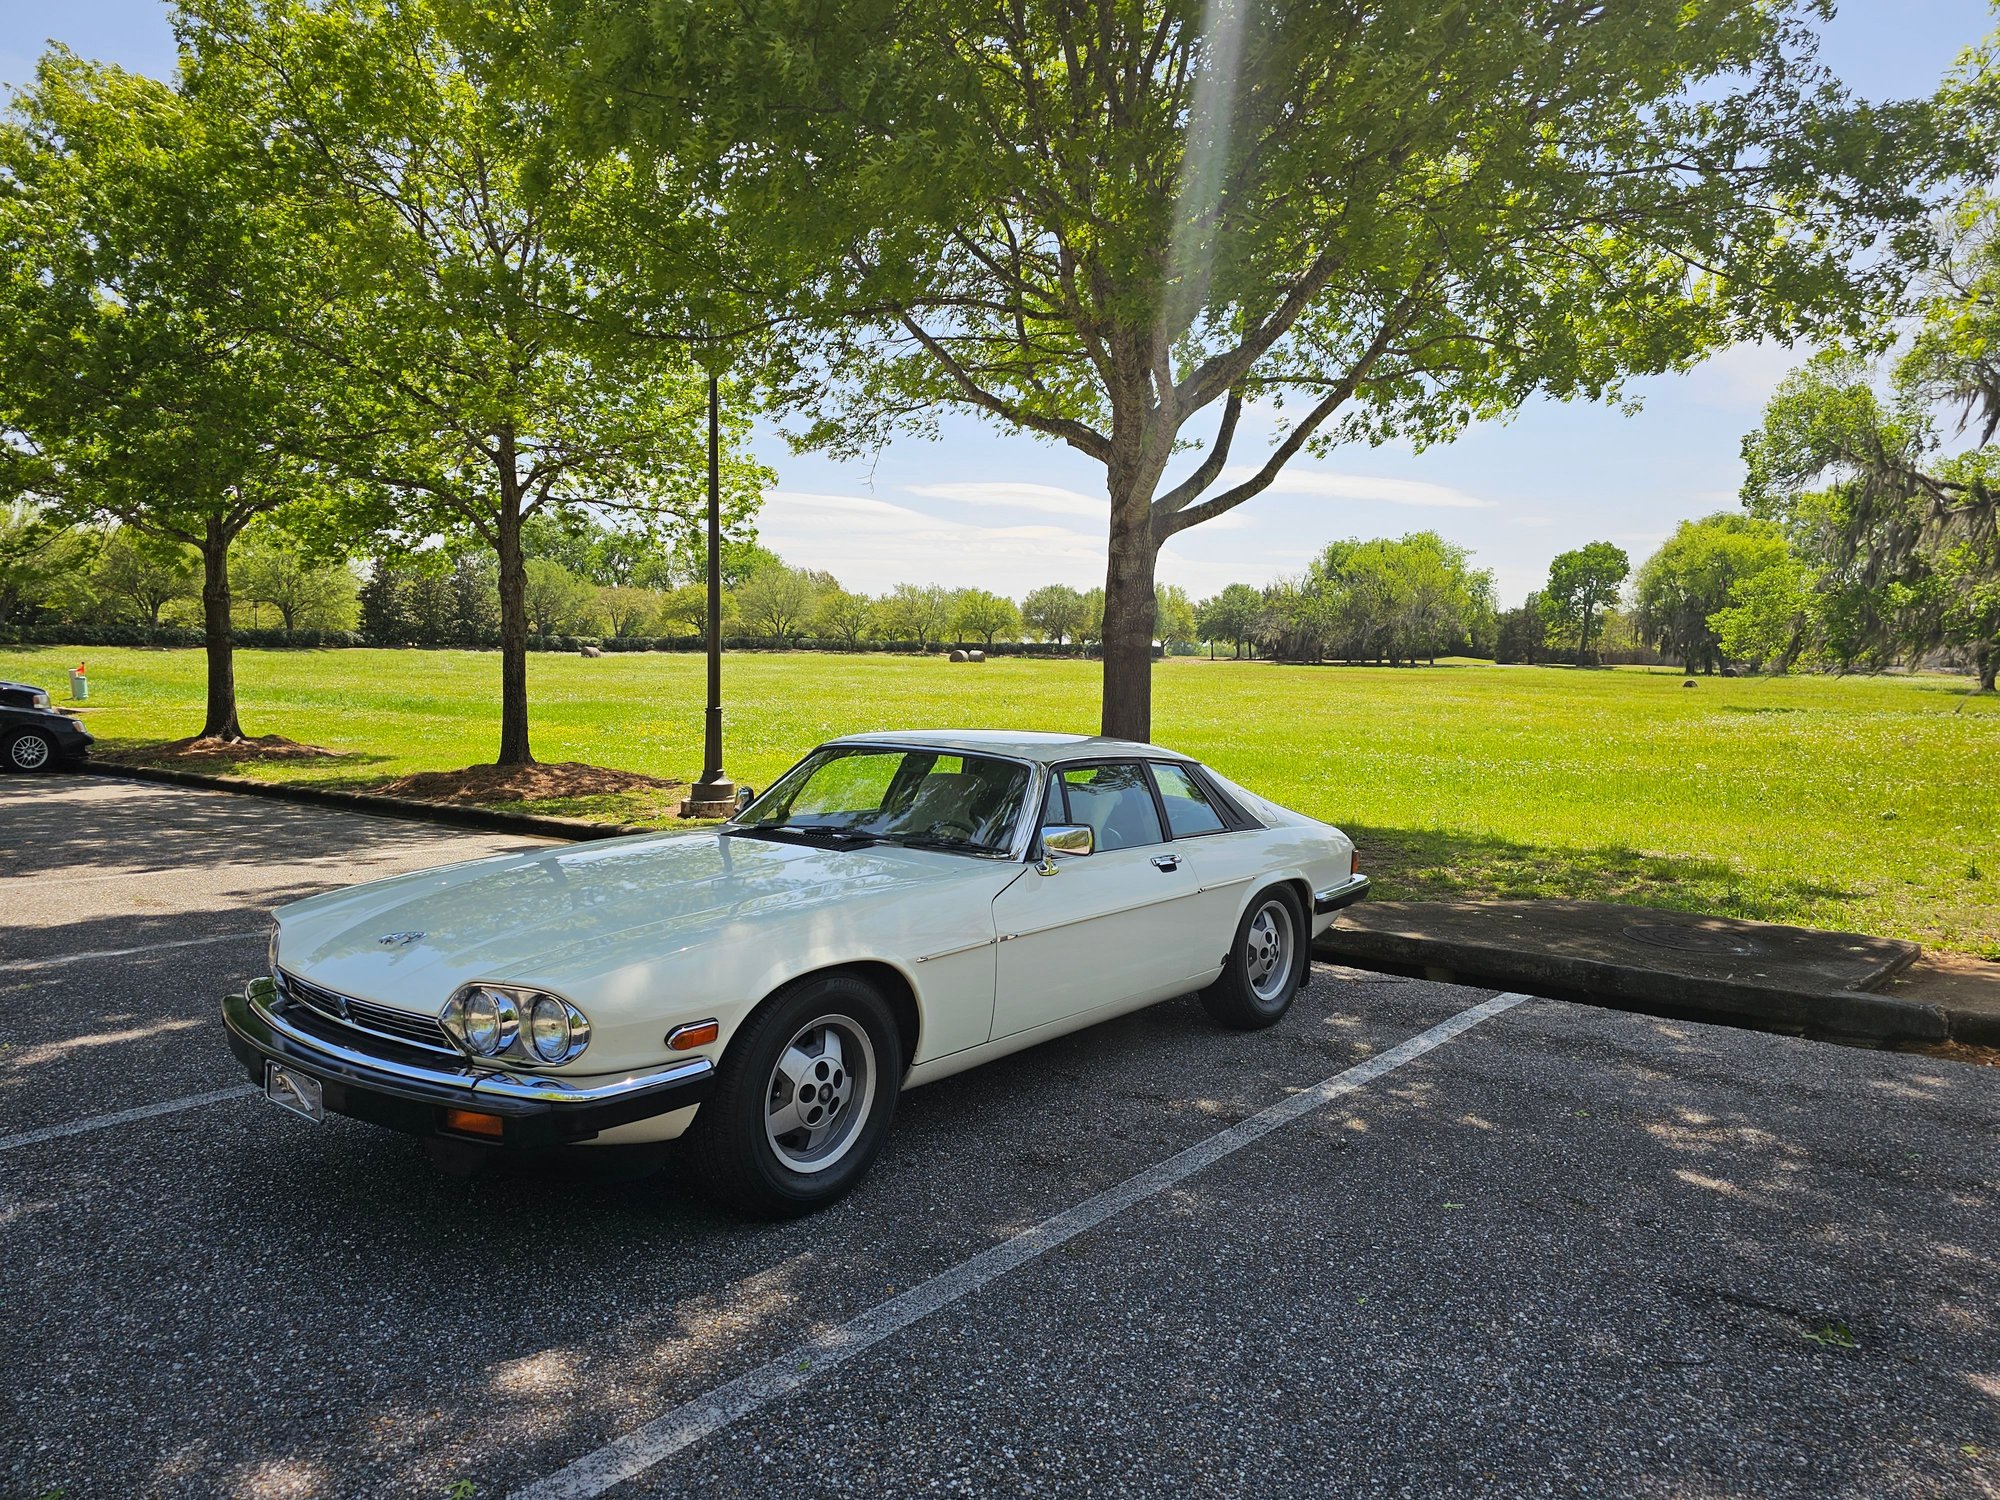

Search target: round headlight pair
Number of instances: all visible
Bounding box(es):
[442,986,590,1065]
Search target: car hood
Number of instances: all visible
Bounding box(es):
[274,830,1002,1005]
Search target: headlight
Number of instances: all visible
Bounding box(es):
[441,985,586,1065]
[528,995,571,1061]
[268,924,281,979]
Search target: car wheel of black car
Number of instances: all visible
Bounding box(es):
[5,730,56,772]
[1200,883,1307,1031]
[687,972,904,1219]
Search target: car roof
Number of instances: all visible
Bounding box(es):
[0,681,42,693]
[824,729,1193,766]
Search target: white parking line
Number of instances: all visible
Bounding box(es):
[0,928,264,974]
[0,1084,256,1153]
[509,992,1532,1500]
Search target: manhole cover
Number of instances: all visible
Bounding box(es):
[1620,921,1761,957]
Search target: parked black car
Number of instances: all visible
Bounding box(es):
[0,681,94,771]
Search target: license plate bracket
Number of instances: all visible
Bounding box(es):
[264,1061,325,1123]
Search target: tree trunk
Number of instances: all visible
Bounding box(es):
[199,516,243,741]
[1099,476,1160,740]
[1977,640,1998,692]
[494,476,533,766]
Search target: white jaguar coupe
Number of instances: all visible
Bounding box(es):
[225,730,1369,1216]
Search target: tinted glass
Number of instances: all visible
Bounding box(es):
[1058,763,1165,851]
[1153,763,1227,837]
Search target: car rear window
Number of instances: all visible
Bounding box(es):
[1152,762,1227,837]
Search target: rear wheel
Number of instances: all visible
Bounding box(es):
[1199,884,1306,1030]
[686,973,903,1218]
[5,731,55,772]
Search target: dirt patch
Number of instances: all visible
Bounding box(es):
[1906,1039,2000,1069]
[373,761,685,806]
[124,733,341,763]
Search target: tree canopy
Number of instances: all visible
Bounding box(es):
[179,0,769,762]
[1540,543,1630,666]
[491,0,1951,737]
[0,49,333,738]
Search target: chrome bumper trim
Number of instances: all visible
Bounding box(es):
[1313,874,1372,915]
[244,977,713,1105]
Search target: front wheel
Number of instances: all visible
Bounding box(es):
[1199,884,1307,1031]
[5,731,56,772]
[686,973,903,1219]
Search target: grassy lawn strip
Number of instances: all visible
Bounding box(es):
[4,645,1994,957]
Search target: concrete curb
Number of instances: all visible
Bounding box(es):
[1313,923,1955,1045]
[78,760,660,844]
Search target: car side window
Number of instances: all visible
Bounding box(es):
[1040,777,1070,831]
[1058,763,1165,851]
[1152,762,1227,837]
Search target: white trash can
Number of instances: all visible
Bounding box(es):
[69,666,89,701]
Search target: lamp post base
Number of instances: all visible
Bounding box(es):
[681,775,736,819]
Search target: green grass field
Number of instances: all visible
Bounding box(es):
[4,644,1995,956]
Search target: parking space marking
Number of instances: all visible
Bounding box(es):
[0,928,264,974]
[0,1084,256,1153]
[510,992,1531,1500]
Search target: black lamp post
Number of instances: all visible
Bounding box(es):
[688,369,735,813]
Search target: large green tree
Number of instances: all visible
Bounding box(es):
[182,0,768,764]
[1744,351,2000,689]
[0,51,329,738]
[497,0,1946,738]
[1196,583,1262,659]
[1020,584,1088,649]
[1633,514,1791,674]
[1540,542,1630,666]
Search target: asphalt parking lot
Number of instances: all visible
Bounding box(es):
[4,775,1997,1500]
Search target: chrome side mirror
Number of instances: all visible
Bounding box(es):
[1042,823,1093,859]
[734,785,756,814]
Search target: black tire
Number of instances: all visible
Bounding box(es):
[1199,884,1308,1031]
[5,731,57,773]
[686,972,904,1219]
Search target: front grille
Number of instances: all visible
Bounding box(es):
[276,968,456,1055]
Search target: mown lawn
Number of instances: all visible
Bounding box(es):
[4,644,1995,956]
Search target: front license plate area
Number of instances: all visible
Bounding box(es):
[264,1061,325,1123]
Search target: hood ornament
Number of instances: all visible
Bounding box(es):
[376,931,426,948]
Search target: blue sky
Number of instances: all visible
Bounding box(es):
[5,2,1994,604]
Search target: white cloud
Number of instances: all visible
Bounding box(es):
[760,490,1105,595]
[1679,339,1806,411]
[903,480,1104,519]
[1218,465,1497,509]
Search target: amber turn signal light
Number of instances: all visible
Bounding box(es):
[1351,849,1361,876]
[666,1019,719,1051]
[441,1108,504,1138]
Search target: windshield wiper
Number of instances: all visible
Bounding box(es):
[889,834,992,855]
[725,825,880,846]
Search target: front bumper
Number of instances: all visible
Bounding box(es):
[1313,874,1371,915]
[222,977,714,1148]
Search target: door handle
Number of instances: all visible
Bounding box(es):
[1151,853,1181,872]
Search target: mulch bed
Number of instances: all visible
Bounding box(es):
[124,733,341,762]
[372,761,685,806]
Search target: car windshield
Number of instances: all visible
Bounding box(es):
[730,745,1031,856]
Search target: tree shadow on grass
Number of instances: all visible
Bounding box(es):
[1348,822,1865,925]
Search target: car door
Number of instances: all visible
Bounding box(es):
[1142,759,1270,982]
[988,760,1210,1040]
